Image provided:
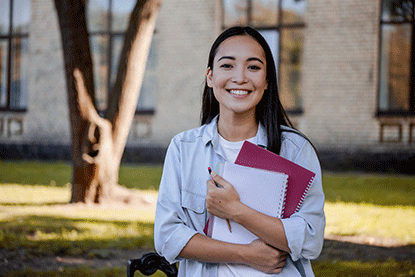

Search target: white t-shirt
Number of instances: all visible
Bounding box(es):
[217,135,274,277]
[217,134,255,163]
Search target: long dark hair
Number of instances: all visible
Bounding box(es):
[201,26,295,155]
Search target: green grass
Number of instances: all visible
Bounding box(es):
[1,160,415,276]
[0,184,157,254]
[7,261,413,277]
[323,172,415,206]
[0,160,163,190]
[3,267,168,277]
[2,161,414,205]
[0,160,72,187]
[325,202,415,243]
[312,260,415,277]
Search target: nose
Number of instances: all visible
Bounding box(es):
[231,66,248,84]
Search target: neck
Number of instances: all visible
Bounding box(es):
[217,111,258,142]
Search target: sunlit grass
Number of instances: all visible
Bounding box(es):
[325,202,415,244]
[0,184,157,221]
[1,161,415,275]
[0,208,156,254]
[0,184,157,255]
[0,184,71,205]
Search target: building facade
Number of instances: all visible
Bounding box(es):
[0,0,414,172]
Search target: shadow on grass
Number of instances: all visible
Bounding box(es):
[2,213,415,276]
[0,214,155,255]
[318,239,415,262]
[313,239,415,276]
[313,259,415,277]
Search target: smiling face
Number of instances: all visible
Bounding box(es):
[206,35,268,119]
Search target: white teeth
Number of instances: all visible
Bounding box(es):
[229,90,249,96]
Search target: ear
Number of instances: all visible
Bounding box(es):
[206,67,213,88]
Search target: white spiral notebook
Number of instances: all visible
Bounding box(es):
[211,161,288,245]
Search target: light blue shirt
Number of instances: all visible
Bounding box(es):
[154,116,325,277]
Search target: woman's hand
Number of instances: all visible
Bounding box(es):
[206,170,242,220]
[242,239,288,274]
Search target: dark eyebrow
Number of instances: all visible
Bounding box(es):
[217,56,264,64]
[217,56,235,62]
[247,57,264,64]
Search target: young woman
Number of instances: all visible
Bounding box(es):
[154,26,325,276]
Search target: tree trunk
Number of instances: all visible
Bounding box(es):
[54,0,162,205]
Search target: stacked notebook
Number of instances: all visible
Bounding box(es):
[211,161,288,244]
[211,141,316,244]
[235,141,316,219]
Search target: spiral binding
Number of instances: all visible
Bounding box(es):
[279,174,289,218]
[294,175,315,213]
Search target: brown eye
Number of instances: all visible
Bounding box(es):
[248,65,260,70]
[220,64,233,69]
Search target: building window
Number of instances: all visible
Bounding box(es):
[87,0,157,114]
[0,0,30,111]
[222,0,307,112]
[379,0,414,115]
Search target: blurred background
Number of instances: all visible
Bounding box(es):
[1,0,414,172]
[0,0,414,276]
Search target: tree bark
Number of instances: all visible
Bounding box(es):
[54,0,162,205]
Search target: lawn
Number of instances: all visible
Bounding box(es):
[1,160,415,276]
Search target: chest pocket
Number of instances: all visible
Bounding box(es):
[181,190,206,214]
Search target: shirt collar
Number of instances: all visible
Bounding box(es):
[203,115,268,148]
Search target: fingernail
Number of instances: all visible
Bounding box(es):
[211,171,217,177]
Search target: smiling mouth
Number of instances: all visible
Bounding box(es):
[228,89,250,96]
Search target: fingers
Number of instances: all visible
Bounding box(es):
[269,259,287,274]
[246,240,289,274]
[209,170,230,189]
[263,254,288,274]
[206,179,217,190]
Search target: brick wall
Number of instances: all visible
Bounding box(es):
[300,0,379,148]
[300,0,415,153]
[26,0,69,145]
[146,0,218,146]
[1,0,414,167]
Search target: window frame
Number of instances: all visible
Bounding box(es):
[87,0,155,116]
[377,0,415,117]
[0,0,30,112]
[221,0,306,114]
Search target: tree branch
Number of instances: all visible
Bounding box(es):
[106,0,163,161]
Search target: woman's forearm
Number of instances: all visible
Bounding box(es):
[179,233,288,274]
[179,233,244,263]
[232,203,290,253]
[207,173,291,253]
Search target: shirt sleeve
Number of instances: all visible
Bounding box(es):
[281,139,326,261]
[154,137,199,264]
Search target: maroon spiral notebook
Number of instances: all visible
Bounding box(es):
[234,141,315,218]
